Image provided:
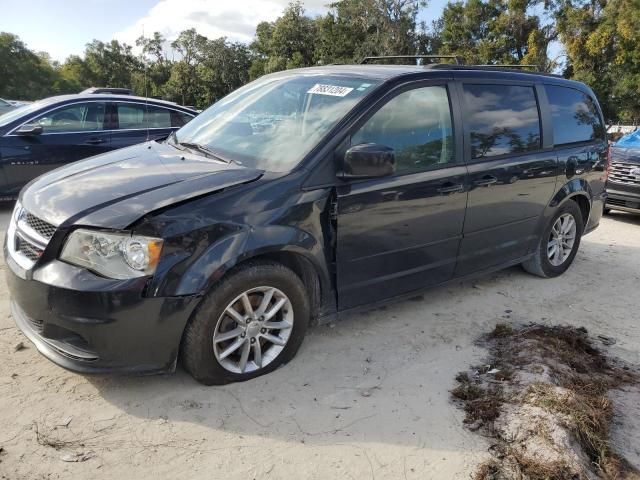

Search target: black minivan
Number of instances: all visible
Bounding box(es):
[5,64,608,384]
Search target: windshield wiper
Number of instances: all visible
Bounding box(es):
[179,141,232,164]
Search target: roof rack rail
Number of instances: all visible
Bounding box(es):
[361,55,463,65]
[475,64,540,70]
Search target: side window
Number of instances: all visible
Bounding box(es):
[170,110,194,128]
[463,84,541,159]
[116,104,173,129]
[34,103,106,133]
[544,85,604,145]
[351,85,454,173]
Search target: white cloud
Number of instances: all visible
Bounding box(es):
[115,0,329,50]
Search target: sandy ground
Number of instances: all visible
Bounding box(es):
[0,206,639,480]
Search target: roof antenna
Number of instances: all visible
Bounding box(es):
[142,24,150,143]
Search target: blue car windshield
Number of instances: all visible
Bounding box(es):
[175,72,381,172]
[0,102,41,127]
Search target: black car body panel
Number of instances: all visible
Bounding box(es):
[0,94,197,197]
[606,145,640,213]
[21,141,263,228]
[4,65,608,374]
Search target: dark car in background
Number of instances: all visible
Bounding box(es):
[605,133,640,214]
[5,64,608,385]
[0,94,197,197]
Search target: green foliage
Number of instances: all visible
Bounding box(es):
[439,0,557,69]
[0,0,639,120]
[0,32,66,99]
[555,0,640,121]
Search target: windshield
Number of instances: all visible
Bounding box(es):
[0,102,42,127]
[174,73,381,172]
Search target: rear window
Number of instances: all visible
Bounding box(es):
[544,85,604,145]
[463,84,541,159]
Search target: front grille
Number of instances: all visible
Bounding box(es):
[7,203,57,270]
[609,161,640,186]
[25,212,56,240]
[16,236,44,261]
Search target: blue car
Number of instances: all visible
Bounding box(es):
[0,94,197,198]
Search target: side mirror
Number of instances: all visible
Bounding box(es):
[15,123,43,136]
[341,143,395,179]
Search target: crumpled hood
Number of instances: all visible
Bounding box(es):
[20,141,263,229]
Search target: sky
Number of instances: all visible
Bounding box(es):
[0,0,449,63]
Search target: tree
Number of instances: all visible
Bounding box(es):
[315,0,426,65]
[438,0,556,69]
[84,39,142,88]
[197,39,252,105]
[135,32,172,98]
[249,2,317,77]
[555,0,640,121]
[0,32,61,99]
[164,29,208,106]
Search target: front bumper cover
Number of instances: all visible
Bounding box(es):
[5,251,200,375]
[606,184,640,213]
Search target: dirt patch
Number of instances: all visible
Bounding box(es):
[452,324,640,480]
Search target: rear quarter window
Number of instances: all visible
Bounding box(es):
[544,85,604,146]
[171,110,193,128]
[117,103,174,129]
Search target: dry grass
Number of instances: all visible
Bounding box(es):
[451,372,503,426]
[474,455,578,480]
[453,323,639,480]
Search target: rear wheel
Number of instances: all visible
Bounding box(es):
[522,201,584,278]
[182,261,310,385]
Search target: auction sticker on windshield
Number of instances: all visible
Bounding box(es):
[307,84,354,97]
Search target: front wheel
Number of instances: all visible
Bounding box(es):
[522,201,584,278]
[181,261,310,385]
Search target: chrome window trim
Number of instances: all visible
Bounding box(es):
[5,99,196,137]
[7,126,181,136]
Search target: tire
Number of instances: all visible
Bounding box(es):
[181,261,310,385]
[522,200,584,278]
[603,207,611,215]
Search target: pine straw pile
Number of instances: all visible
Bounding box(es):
[451,324,640,480]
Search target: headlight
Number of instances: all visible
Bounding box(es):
[60,229,163,279]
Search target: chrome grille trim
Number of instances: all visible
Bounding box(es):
[7,202,57,270]
[609,161,640,186]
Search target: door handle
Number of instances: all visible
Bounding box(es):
[437,183,464,194]
[85,138,106,145]
[474,175,498,187]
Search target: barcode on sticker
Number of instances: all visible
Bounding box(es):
[307,84,354,97]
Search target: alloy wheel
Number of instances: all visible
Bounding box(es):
[547,213,577,266]
[212,286,294,374]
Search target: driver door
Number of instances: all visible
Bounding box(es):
[2,101,111,194]
[336,83,468,310]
